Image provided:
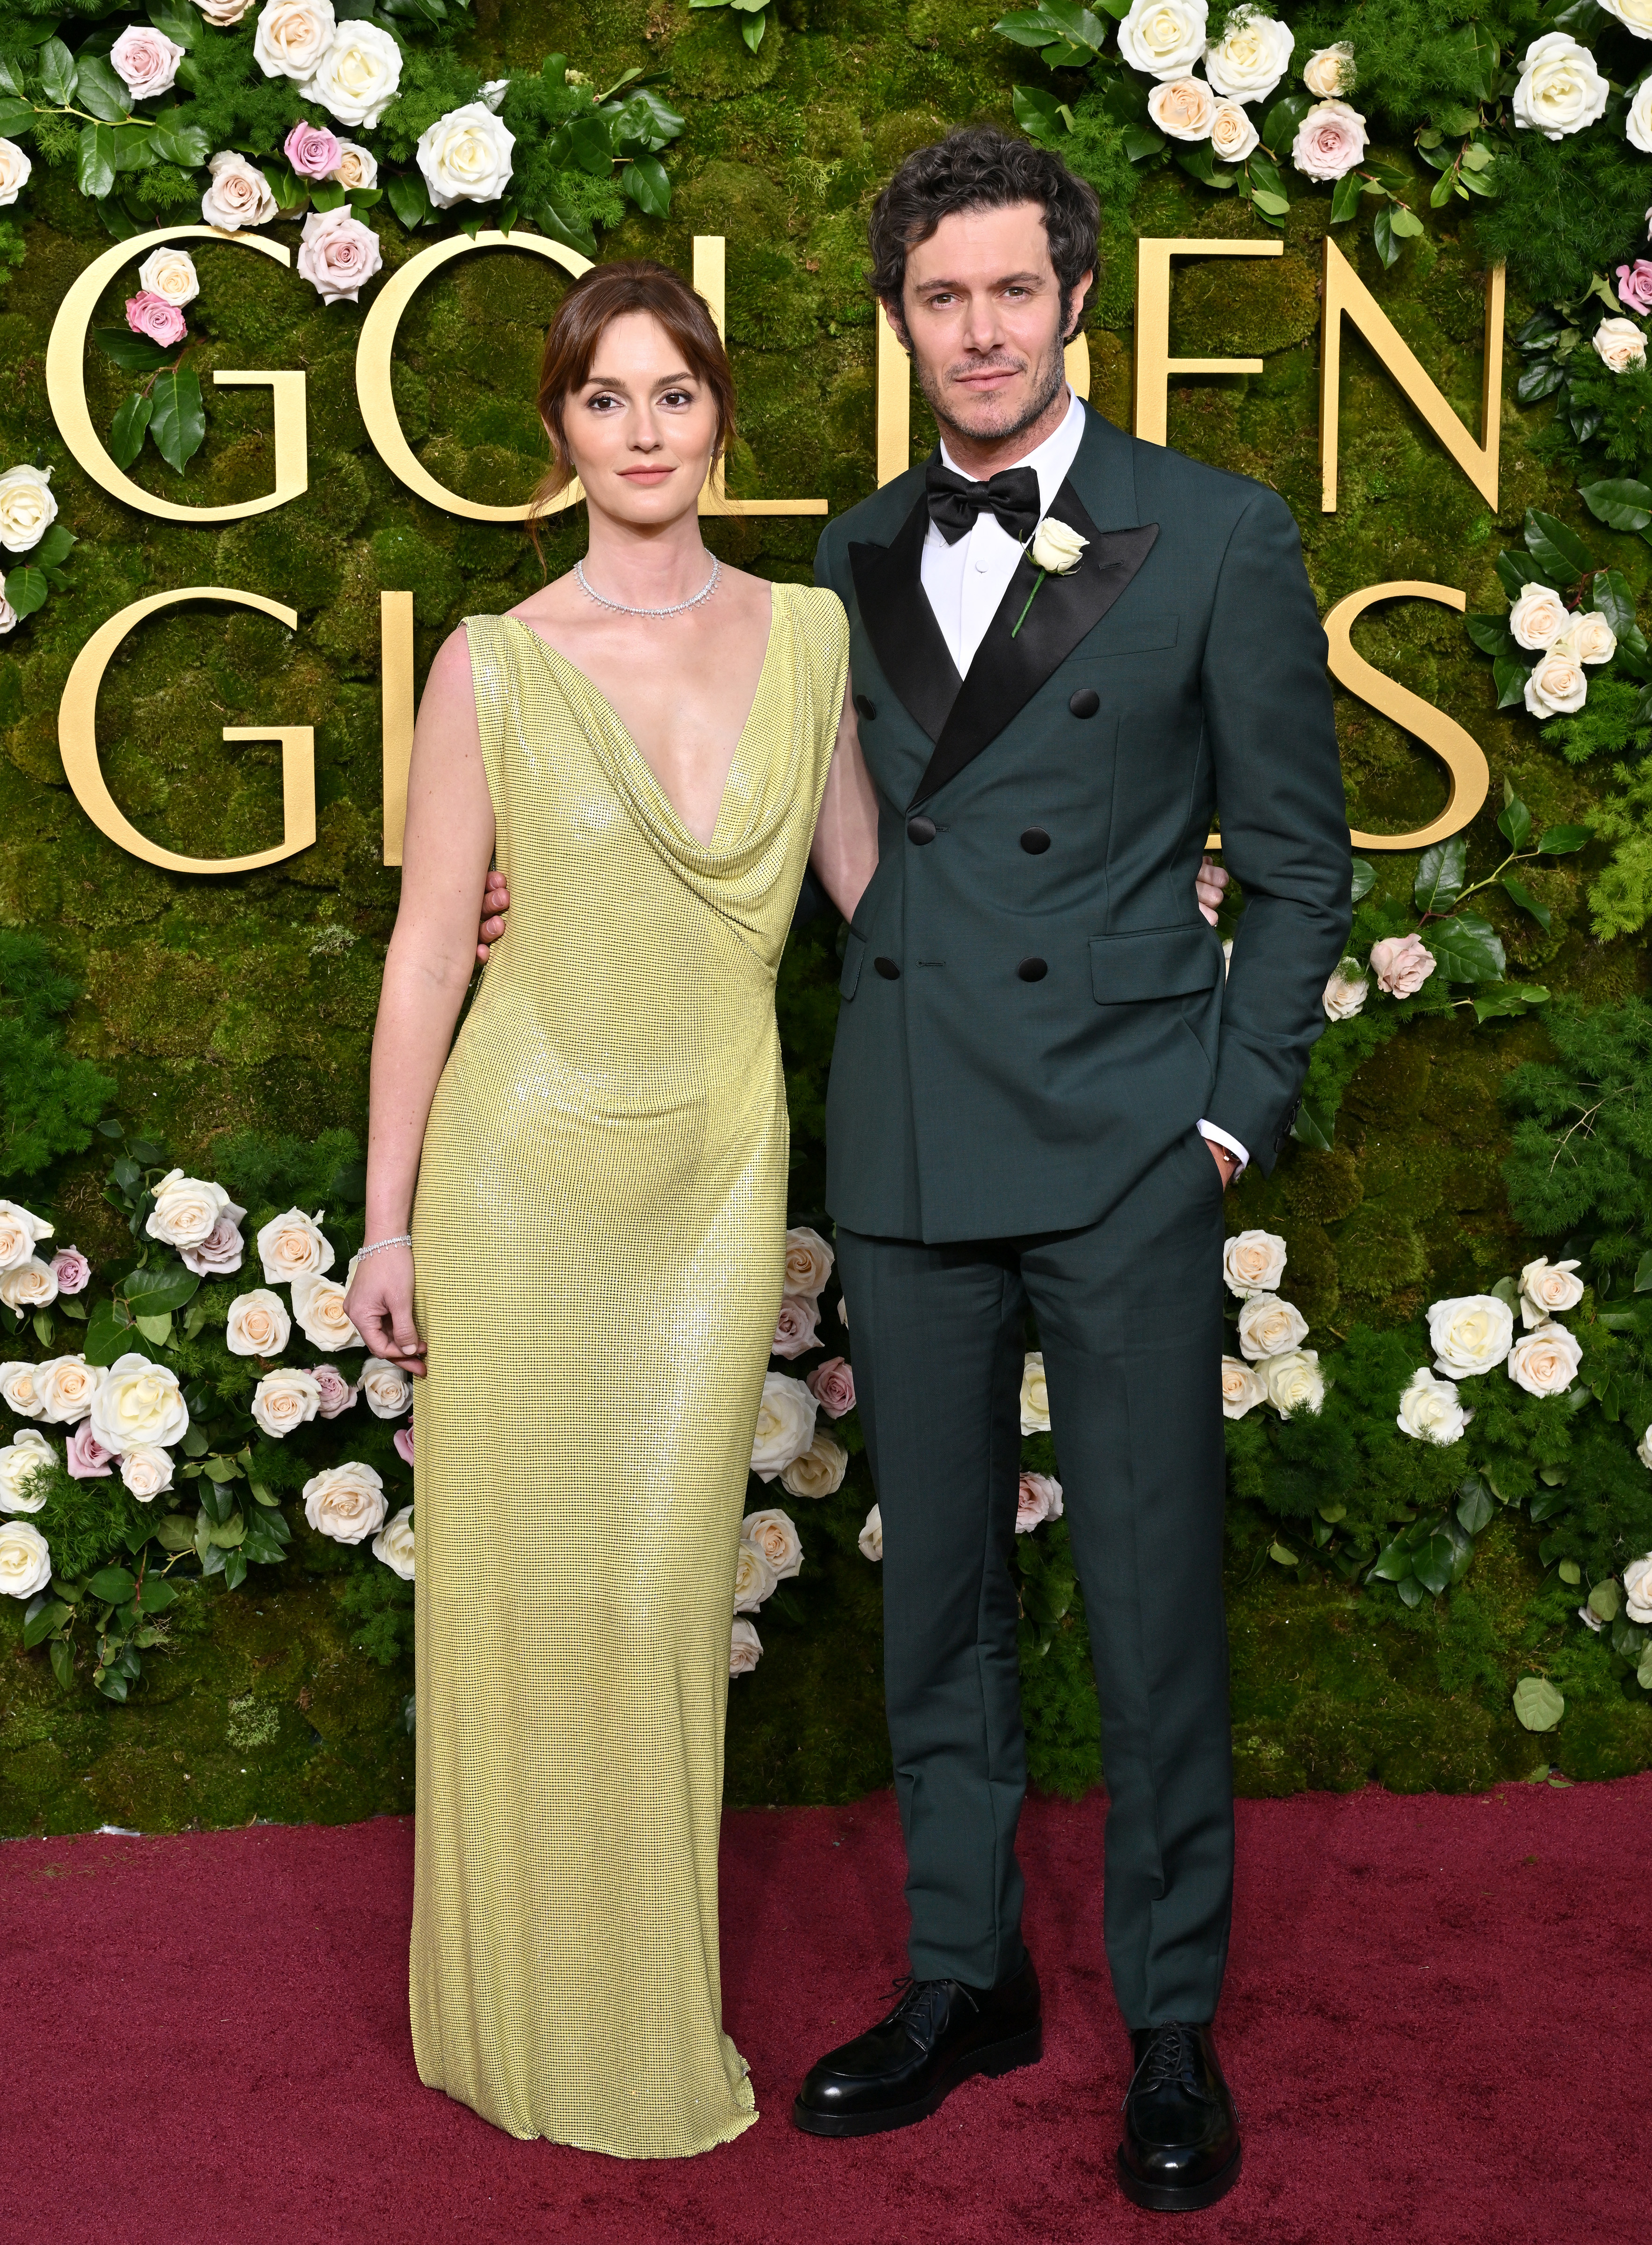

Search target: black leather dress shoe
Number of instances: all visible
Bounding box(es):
[1117,2021,1241,2211]
[793,1956,1042,2137]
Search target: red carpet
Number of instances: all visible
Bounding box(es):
[3,1781,1644,2245]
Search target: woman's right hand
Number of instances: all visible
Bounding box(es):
[345,1246,427,1376]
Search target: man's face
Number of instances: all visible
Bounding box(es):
[894,201,1091,448]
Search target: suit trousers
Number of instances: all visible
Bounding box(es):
[837,1125,1234,2030]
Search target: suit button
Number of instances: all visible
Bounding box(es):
[854,693,877,721]
[874,956,901,980]
[906,815,937,846]
[1068,688,1100,719]
[1017,958,1048,982]
[1020,827,1051,855]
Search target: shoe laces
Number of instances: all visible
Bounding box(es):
[882,1972,980,2040]
[1127,2021,1201,2103]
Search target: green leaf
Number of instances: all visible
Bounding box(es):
[1525,507,1593,582]
[222,1547,248,1590]
[1349,857,1375,904]
[1493,551,1529,604]
[1428,911,1506,984]
[1372,206,1399,269]
[1013,82,1064,135]
[565,112,613,175]
[1411,1529,1456,1597]
[132,1309,172,1346]
[1579,478,1652,533]
[96,1668,129,1702]
[149,115,209,168]
[1558,1557,1581,1585]
[537,192,597,258]
[1370,1539,1414,1583]
[1515,359,1565,406]
[78,122,116,200]
[1428,168,1455,209]
[620,152,670,217]
[1501,874,1551,934]
[151,1511,195,1553]
[22,1598,68,1649]
[123,1260,200,1315]
[1123,123,1168,163]
[84,1295,134,1366]
[1513,1676,1564,1732]
[1497,785,1532,851]
[1471,981,1528,1023]
[993,4,1070,42]
[86,1564,136,1605]
[209,1510,246,1547]
[148,0,199,49]
[136,1573,177,1612]
[1463,612,1513,657]
[1493,651,1531,710]
[1268,1540,1298,1566]
[1174,141,1234,189]
[92,326,180,373]
[1329,169,1362,225]
[149,365,205,474]
[1290,1095,1334,1151]
[49,1637,74,1690]
[1591,568,1645,656]
[1388,206,1424,239]
[739,9,766,47]
[4,565,46,618]
[38,35,78,105]
[1634,1248,1652,1294]
[1259,90,1311,151]
[0,95,34,141]
[1456,1476,1495,1535]
[32,523,77,569]
[1414,834,1466,913]
[385,169,433,231]
[75,54,132,123]
[1589,1579,1622,1623]
[1537,824,1591,855]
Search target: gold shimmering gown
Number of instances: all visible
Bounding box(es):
[408,583,848,2158]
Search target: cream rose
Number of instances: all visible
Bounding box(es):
[1221,1355,1268,1419]
[360,1354,413,1418]
[0,1517,51,1597]
[0,1258,58,1311]
[1507,1319,1582,1397]
[303,20,403,127]
[0,1361,43,1417]
[1397,1366,1470,1443]
[1508,581,1568,650]
[1323,956,1369,1020]
[1592,315,1646,373]
[137,246,200,309]
[90,1353,189,1453]
[1513,34,1609,139]
[1519,1257,1584,1329]
[733,1536,776,1614]
[416,99,513,207]
[780,1431,848,1498]
[1236,1292,1308,1361]
[109,24,186,99]
[1525,650,1588,719]
[1118,0,1207,78]
[1630,77,1652,154]
[252,1366,322,1438]
[1209,101,1259,160]
[1148,75,1217,139]
[291,1271,362,1353]
[225,1288,291,1358]
[257,1207,334,1284]
[1291,99,1367,180]
[1427,1294,1513,1379]
[0,138,31,208]
[1302,40,1353,95]
[302,1458,386,1543]
[253,0,335,80]
[201,151,277,230]
[783,1225,835,1298]
[0,1428,53,1512]
[1223,1229,1286,1299]
[1016,1471,1064,1531]
[373,1502,415,1579]
[743,1506,803,1580]
[180,1205,247,1277]
[0,464,57,554]
[1263,1349,1324,1418]
[195,0,257,22]
[1370,932,1436,999]
[1623,1551,1652,1622]
[772,1294,822,1360]
[120,1444,173,1500]
[0,1200,52,1272]
[1602,0,1652,33]
[858,1504,884,1561]
[1020,1351,1050,1434]
[296,208,382,304]
[1029,516,1087,572]
[750,1371,817,1481]
[730,1617,763,1674]
[35,1355,103,1426]
[147,1168,233,1251]
[1558,611,1617,666]
[332,139,378,188]
[1204,7,1293,102]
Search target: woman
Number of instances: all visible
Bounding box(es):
[344,260,876,2158]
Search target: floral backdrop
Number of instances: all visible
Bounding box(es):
[2,0,1652,1835]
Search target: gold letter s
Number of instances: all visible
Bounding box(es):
[1323,580,1489,851]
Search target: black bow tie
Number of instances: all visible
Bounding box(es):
[924,463,1041,547]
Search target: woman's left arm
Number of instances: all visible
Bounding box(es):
[809,679,880,924]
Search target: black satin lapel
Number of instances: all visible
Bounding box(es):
[849,492,961,744]
[909,488,1160,810]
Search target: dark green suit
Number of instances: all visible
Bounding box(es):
[812,403,1350,2027]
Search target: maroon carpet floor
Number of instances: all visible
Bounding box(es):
[2,1779,1645,2245]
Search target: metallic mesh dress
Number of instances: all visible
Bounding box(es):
[408,587,847,2157]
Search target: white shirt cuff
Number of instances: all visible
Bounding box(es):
[1198,1120,1249,1175]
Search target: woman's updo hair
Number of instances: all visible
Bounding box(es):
[530,258,736,527]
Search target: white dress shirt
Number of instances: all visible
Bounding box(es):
[915,389,1250,1175]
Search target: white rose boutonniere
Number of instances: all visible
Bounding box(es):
[1012,517,1088,638]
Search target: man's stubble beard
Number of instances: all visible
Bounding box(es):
[914,325,1070,454]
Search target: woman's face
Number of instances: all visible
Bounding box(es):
[557,310,720,528]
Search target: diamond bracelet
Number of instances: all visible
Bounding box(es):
[358,1234,413,1258]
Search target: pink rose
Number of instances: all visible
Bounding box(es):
[66,1422,115,1478]
[284,120,342,180]
[772,1294,821,1361]
[126,291,186,348]
[109,23,184,100]
[295,209,383,306]
[393,1424,415,1467]
[807,1355,856,1418]
[1619,260,1652,316]
[1369,932,1436,999]
[50,1246,90,1296]
[312,1364,357,1419]
[1016,1472,1064,1533]
[1291,98,1368,182]
[179,1204,247,1277]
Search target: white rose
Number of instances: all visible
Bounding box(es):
[1302,40,1353,95]
[360,1354,414,1419]
[34,1355,103,1426]
[1594,316,1647,373]
[291,1271,363,1353]
[302,20,403,128]
[252,1366,322,1438]
[1221,1354,1268,1419]
[1558,611,1617,666]
[481,76,510,110]
[743,1506,803,1581]
[733,1536,776,1614]
[201,151,277,230]
[1029,516,1088,572]
[302,1459,386,1543]
[1263,1349,1323,1418]
[857,1504,884,1562]
[1147,74,1217,139]
[195,0,257,22]
[750,1371,817,1481]
[1020,1351,1050,1434]
[1524,650,1588,719]
[120,1444,173,1500]
[783,1224,835,1298]
[1513,33,1609,138]
[1507,1319,1582,1398]
[137,246,200,308]
[1323,956,1369,1020]
[1519,1257,1584,1329]
[89,1352,189,1454]
[256,1207,334,1284]
[1223,1228,1287,1299]
[109,24,186,100]
[1623,1551,1652,1622]
[730,1616,763,1674]
[0,1199,51,1271]
[1428,1294,1514,1378]
[1236,1292,1309,1361]
[416,100,514,207]
[225,1288,291,1358]
[372,1502,415,1580]
[1397,1366,1471,1444]
[780,1430,848,1498]
[1508,581,1568,650]
[1640,1425,1652,1472]
[1630,76,1652,153]
[253,0,335,80]
[0,138,32,208]
[146,1168,232,1250]
[1602,0,1652,33]
[0,1428,53,1511]
[1204,6,1293,101]
[332,139,377,188]
[1209,101,1259,161]
[0,464,57,554]
[1118,0,1207,77]
[0,1516,51,1597]
[0,1256,57,1311]
[0,1360,43,1417]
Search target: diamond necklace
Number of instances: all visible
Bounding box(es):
[576,554,721,617]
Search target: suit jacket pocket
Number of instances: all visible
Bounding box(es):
[1089,922,1222,1004]
[840,930,866,999]
[1068,614,1179,664]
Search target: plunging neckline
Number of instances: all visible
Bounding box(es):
[507,589,780,853]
